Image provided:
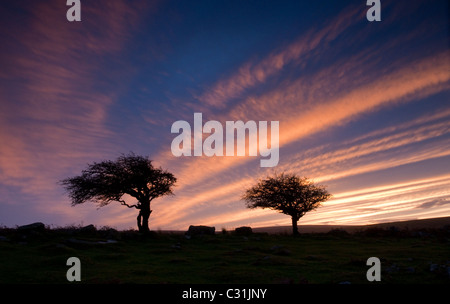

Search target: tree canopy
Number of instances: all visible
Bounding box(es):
[60,153,176,233]
[242,173,331,235]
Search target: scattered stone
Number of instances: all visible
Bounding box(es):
[430,263,439,272]
[53,243,74,252]
[339,281,352,284]
[405,267,415,274]
[99,227,120,239]
[270,245,291,256]
[98,239,118,244]
[171,242,182,250]
[186,225,215,236]
[17,222,46,232]
[67,238,97,245]
[235,226,252,235]
[80,224,97,234]
[429,262,450,278]
[67,238,118,245]
[327,229,349,237]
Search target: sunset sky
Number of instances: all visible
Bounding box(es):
[0,0,449,231]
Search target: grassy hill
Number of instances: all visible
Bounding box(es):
[253,216,450,234]
[0,217,449,284]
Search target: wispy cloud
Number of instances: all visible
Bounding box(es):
[144,1,450,229]
[196,7,362,109]
[0,0,154,199]
[155,50,449,195]
[1,0,448,230]
[418,198,450,209]
[280,109,450,182]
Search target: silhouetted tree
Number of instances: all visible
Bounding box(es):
[60,153,176,233]
[242,173,331,235]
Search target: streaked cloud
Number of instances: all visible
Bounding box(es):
[196,6,362,109]
[0,1,154,207]
[0,0,448,230]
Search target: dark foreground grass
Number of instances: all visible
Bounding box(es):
[0,228,449,284]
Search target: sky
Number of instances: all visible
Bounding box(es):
[0,0,449,231]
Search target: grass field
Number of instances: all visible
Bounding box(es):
[1,225,449,284]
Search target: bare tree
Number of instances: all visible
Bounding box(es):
[242,173,331,235]
[60,153,176,233]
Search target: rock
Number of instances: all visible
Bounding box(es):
[67,238,97,245]
[171,242,182,250]
[235,226,252,235]
[98,239,118,244]
[17,222,46,232]
[327,229,349,237]
[80,224,97,233]
[430,263,439,272]
[67,238,118,245]
[270,245,291,256]
[0,236,8,242]
[186,225,215,236]
[99,227,119,239]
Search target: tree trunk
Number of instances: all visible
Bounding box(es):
[137,206,152,233]
[292,216,299,236]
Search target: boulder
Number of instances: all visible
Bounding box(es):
[17,222,46,232]
[187,225,215,236]
[80,224,97,234]
[235,226,252,235]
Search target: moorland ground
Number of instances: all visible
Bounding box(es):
[0,224,449,284]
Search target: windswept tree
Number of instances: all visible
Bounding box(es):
[60,153,176,233]
[242,173,331,235]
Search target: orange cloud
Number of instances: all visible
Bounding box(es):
[196,7,362,109]
[150,48,449,229]
[0,0,155,196]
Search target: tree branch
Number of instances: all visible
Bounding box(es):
[118,199,139,209]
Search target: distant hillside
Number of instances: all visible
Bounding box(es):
[252,216,450,234]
